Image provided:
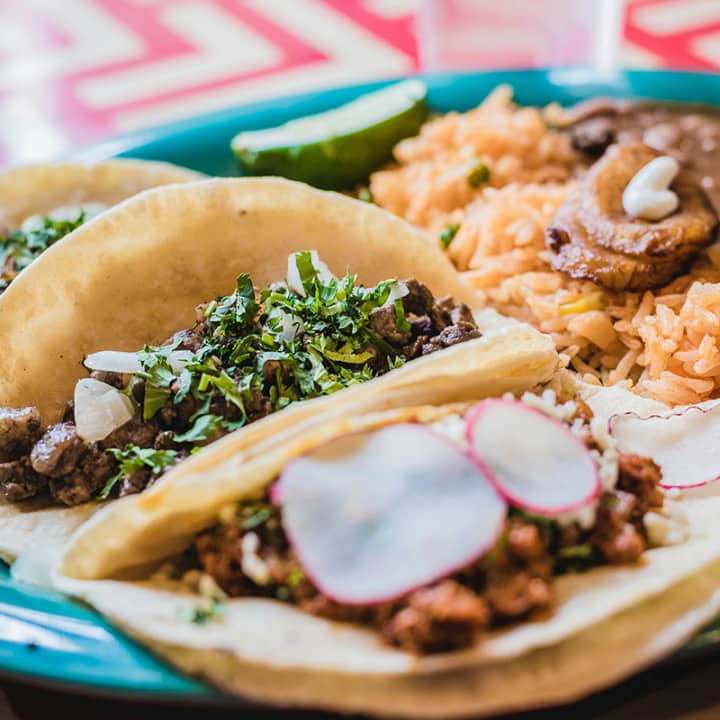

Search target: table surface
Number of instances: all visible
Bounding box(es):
[3,0,720,717]
[4,650,720,719]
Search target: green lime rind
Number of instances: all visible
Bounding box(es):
[231,80,429,190]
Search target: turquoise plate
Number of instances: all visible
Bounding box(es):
[3,68,720,700]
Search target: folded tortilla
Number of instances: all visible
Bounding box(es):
[55,399,720,718]
[0,177,557,560]
[0,159,203,231]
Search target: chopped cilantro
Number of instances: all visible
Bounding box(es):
[112,255,409,474]
[241,505,272,530]
[439,223,460,250]
[100,444,178,499]
[467,161,490,188]
[180,597,225,625]
[555,544,601,573]
[0,212,86,287]
[136,341,181,419]
[173,414,228,443]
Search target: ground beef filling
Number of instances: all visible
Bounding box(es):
[191,451,662,655]
[0,279,479,506]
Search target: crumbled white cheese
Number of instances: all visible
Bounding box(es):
[241,531,271,586]
[430,413,467,449]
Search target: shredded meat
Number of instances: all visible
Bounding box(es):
[381,580,491,653]
[617,453,664,515]
[101,417,159,450]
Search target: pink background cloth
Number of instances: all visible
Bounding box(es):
[0,0,718,167]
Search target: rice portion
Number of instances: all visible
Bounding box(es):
[371,86,720,406]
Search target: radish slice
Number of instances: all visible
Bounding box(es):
[610,401,720,489]
[74,379,135,442]
[276,424,506,605]
[465,399,600,515]
[84,350,141,374]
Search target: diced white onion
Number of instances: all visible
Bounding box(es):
[20,203,107,231]
[84,348,193,376]
[267,309,306,342]
[382,280,408,306]
[168,350,194,374]
[74,378,135,442]
[286,250,336,297]
[84,350,141,374]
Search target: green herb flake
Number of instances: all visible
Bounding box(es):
[100,444,178,499]
[467,161,490,188]
[1,212,87,286]
[241,505,272,530]
[439,223,460,250]
[180,597,225,625]
[555,544,600,573]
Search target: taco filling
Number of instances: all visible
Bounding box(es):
[165,391,674,655]
[0,251,480,507]
[0,204,105,293]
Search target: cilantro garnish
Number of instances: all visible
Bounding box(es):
[439,223,460,250]
[136,341,181,420]
[467,161,490,188]
[100,444,178,499]
[109,255,411,472]
[0,212,87,287]
[180,597,225,625]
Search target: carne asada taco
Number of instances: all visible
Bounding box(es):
[55,384,720,717]
[0,177,557,560]
[0,159,203,293]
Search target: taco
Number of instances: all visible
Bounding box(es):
[55,384,720,717]
[0,178,557,560]
[0,159,203,293]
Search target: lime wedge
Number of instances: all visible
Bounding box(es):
[231,80,428,190]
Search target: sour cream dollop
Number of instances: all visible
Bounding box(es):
[622,155,679,221]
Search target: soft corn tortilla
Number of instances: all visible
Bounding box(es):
[56,401,720,717]
[0,159,202,230]
[0,178,557,560]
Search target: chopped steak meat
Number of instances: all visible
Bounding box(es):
[369,304,412,346]
[49,444,115,506]
[370,280,480,355]
[0,406,42,461]
[30,423,85,478]
[0,457,45,502]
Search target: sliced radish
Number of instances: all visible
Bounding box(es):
[465,399,600,515]
[610,401,720,489]
[276,424,506,605]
